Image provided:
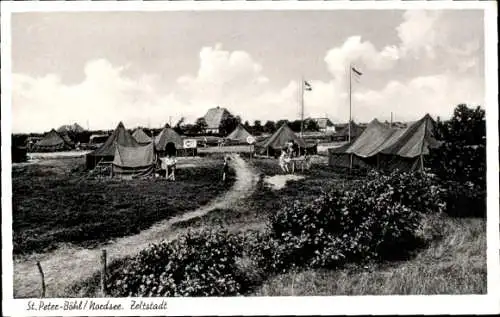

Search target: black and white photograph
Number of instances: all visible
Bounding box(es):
[2,1,499,316]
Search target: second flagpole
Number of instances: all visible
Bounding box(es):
[348,63,352,143]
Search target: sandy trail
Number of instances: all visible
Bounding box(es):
[13,154,259,298]
[264,174,305,190]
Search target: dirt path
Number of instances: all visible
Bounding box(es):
[13,154,260,298]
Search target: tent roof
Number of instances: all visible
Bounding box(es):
[343,114,440,159]
[226,124,253,142]
[90,122,139,157]
[335,121,364,137]
[257,123,307,150]
[203,106,231,129]
[155,127,183,150]
[132,128,152,144]
[35,129,72,147]
[113,143,155,168]
[380,114,441,157]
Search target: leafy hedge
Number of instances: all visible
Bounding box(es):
[106,230,248,297]
[247,169,442,274]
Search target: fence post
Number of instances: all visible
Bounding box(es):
[36,261,46,298]
[100,250,107,297]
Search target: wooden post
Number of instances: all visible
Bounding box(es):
[36,261,46,298]
[100,250,107,297]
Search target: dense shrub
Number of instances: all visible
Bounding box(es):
[364,169,447,214]
[441,181,486,218]
[427,104,486,218]
[249,172,425,273]
[106,230,248,297]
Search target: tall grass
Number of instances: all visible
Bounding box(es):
[12,158,235,255]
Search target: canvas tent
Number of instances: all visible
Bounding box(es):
[112,142,155,177]
[86,122,140,169]
[155,127,184,154]
[132,128,153,144]
[32,129,74,152]
[226,124,253,144]
[256,123,313,156]
[328,114,441,172]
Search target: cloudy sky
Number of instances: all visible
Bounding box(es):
[11,10,484,133]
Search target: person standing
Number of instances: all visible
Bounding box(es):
[165,154,177,181]
[222,156,230,182]
[279,150,289,174]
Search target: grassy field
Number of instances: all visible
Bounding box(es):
[12,156,235,256]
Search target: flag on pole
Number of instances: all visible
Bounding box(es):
[351,67,363,77]
[304,80,312,91]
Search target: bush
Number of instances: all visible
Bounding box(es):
[106,229,248,297]
[250,171,426,273]
[426,104,486,218]
[364,169,447,215]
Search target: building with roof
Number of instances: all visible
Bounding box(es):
[308,118,336,134]
[203,106,232,134]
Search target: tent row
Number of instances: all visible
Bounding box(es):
[85,121,318,177]
[328,114,441,172]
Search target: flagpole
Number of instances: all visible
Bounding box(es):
[348,63,352,143]
[300,76,304,138]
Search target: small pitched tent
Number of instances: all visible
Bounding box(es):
[329,114,441,172]
[155,127,183,153]
[32,129,73,152]
[256,123,309,156]
[112,143,155,178]
[226,124,253,144]
[86,122,139,169]
[132,128,153,144]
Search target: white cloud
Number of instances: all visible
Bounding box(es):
[12,59,183,132]
[324,36,400,77]
[11,11,484,133]
[351,73,484,122]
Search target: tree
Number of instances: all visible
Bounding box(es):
[219,115,239,136]
[253,120,263,135]
[174,117,185,134]
[289,120,302,132]
[427,104,486,217]
[305,120,319,132]
[193,117,208,135]
[263,120,276,134]
[276,120,289,129]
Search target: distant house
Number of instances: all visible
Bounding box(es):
[309,118,336,134]
[203,106,232,134]
[57,123,85,134]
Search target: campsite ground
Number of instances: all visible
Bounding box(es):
[11,153,486,297]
